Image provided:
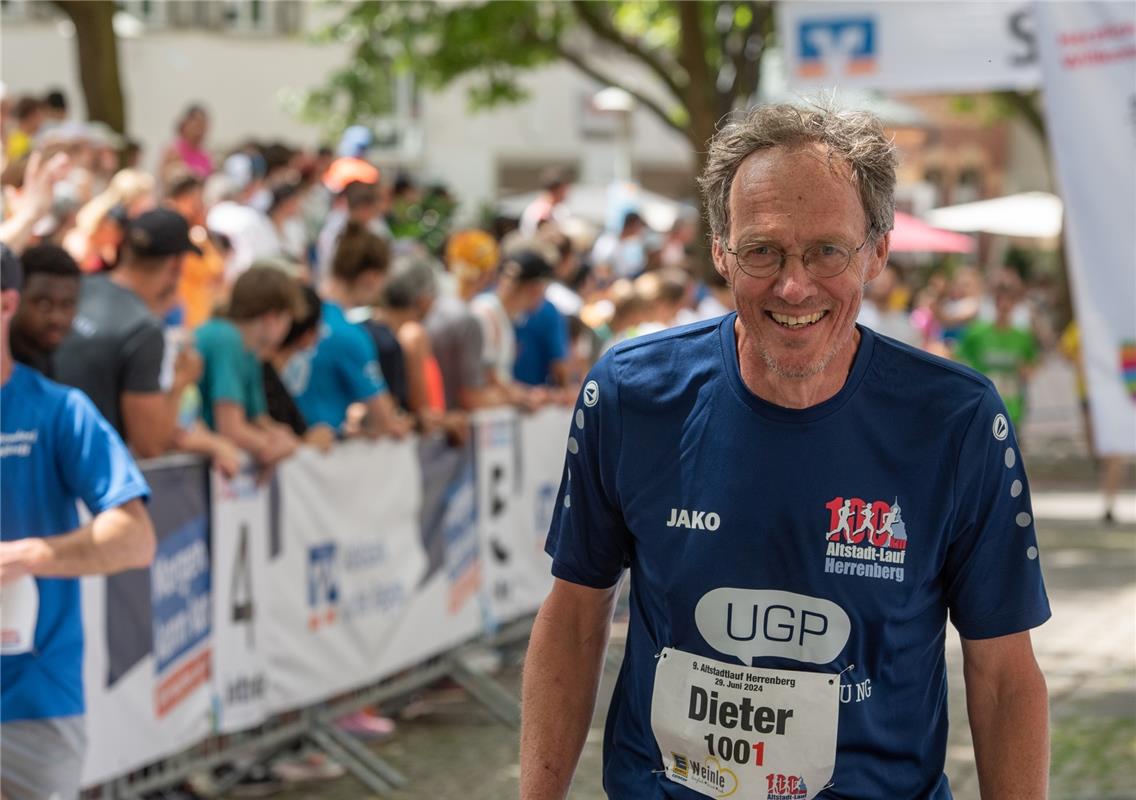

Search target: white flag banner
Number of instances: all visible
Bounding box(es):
[264,441,427,714]
[210,466,270,733]
[778,2,1041,92]
[1036,1,1136,455]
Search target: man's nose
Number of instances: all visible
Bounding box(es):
[773,255,818,304]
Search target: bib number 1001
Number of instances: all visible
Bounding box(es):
[703,733,764,765]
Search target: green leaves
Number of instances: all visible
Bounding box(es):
[300,1,773,147]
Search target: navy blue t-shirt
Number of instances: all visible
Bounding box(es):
[546,315,1050,799]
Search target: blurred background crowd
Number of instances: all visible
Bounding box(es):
[0,89,1125,522]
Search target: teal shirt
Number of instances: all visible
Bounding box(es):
[195,318,267,429]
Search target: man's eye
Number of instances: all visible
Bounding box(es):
[743,245,774,257]
[818,244,841,257]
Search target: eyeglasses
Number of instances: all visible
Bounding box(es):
[721,233,873,279]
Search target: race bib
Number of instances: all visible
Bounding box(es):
[651,648,839,799]
[1,575,39,655]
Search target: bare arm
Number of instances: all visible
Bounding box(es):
[121,392,183,459]
[214,404,296,466]
[0,499,155,583]
[521,577,620,800]
[962,631,1049,799]
[122,348,202,459]
[362,391,412,439]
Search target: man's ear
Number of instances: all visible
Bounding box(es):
[864,231,890,284]
[710,238,732,287]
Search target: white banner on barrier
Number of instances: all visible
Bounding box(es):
[265,440,427,714]
[1035,1,1136,456]
[778,2,1041,92]
[477,407,569,626]
[82,463,213,786]
[210,467,270,733]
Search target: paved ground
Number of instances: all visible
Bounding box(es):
[254,485,1136,800]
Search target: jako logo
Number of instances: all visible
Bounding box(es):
[797,17,877,78]
[306,543,339,631]
[666,508,720,531]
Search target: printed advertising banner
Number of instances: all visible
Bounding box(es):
[81,462,213,786]
[1035,1,1136,455]
[209,466,271,734]
[265,440,427,713]
[81,413,567,786]
[778,2,1041,92]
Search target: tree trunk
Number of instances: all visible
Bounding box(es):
[54,1,126,134]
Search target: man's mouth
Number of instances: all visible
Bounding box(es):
[767,310,828,329]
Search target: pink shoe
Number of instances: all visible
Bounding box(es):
[334,708,397,740]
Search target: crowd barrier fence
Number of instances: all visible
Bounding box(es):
[78,406,571,796]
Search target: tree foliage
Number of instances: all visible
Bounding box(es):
[305,1,775,167]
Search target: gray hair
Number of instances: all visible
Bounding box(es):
[699,103,898,245]
[382,255,438,309]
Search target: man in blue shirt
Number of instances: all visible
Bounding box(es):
[521,106,1050,800]
[513,297,569,389]
[0,244,155,799]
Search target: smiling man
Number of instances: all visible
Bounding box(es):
[521,105,1051,800]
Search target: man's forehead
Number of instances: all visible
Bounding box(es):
[24,273,80,294]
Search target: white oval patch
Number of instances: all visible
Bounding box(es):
[1010,479,1023,498]
[567,436,579,455]
[1016,512,1032,527]
[1005,447,1017,469]
[575,409,585,429]
[583,380,600,408]
[992,413,1009,441]
[1027,546,1038,560]
[694,588,851,665]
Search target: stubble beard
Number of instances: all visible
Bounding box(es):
[752,316,857,380]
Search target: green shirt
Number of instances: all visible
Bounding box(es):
[957,321,1038,426]
[195,318,267,430]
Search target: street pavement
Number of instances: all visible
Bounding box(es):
[259,484,1136,800]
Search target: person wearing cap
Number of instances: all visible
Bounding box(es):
[54,209,204,458]
[0,243,155,800]
[470,249,556,408]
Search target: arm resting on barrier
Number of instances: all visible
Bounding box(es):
[962,630,1049,800]
[520,576,620,800]
[0,498,156,584]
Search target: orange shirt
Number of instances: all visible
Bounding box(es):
[178,235,226,329]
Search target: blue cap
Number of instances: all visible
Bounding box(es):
[338,125,374,158]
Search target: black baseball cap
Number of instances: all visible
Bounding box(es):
[1,244,23,291]
[501,250,553,283]
[125,209,202,258]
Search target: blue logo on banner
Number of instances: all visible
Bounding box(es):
[151,517,211,675]
[307,543,339,630]
[797,17,877,78]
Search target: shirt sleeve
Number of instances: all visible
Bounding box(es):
[459,314,487,390]
[337,328,386,402]
[544,353,633,589]
[198,328,246,409]
[121,321,166,395]
[544,303,569,363]
[56,388,150,515]
[944,386,1051,639]
[472,300,501,371]
[246,356,268,419]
